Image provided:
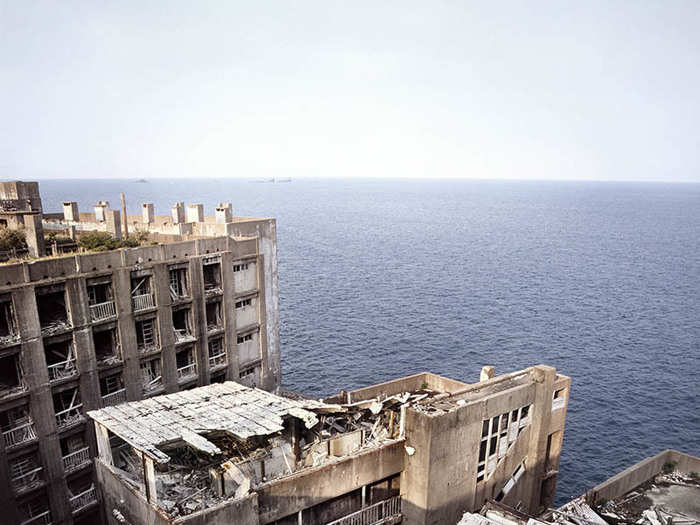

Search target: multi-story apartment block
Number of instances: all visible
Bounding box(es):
[0,181,280,525]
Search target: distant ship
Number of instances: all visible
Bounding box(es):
[135,179,148,183]
[250,177,292,183]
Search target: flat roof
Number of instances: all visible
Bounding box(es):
[88,382,327,464]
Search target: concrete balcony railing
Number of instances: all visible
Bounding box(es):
[3,421,37,448]
[20,510,51,525]
[47,358,78,382]
[11,466,43,494]
[174,329,195,343]
[70,486,97,514]
[132,293,155,312]
[63,446,91,473]
[177,363,197,381]
[89,301,116,322]
[102,389,127,407]
[209,352,227,369]
[326,496,402,525]
[55,405,83,429]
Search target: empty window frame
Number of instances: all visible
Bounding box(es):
[9,451,43,493]
[477,405,530,482]
[53,387,83,428]
[100,373,124,396]
[0,405,35,447]
[233,263,249,272]
[131,274,154,311]
[208,337,226,368]
[206,300,222,330]
[36,287,70,330]
[44,338,77,381]
[86,278,113,306]
[0,351,24,393]
[202,262,221,291]
[176,347,197,380]
[140,358,162,393]
[93,327,121,364]
[135,318,158,352]
[19,493,51,524]
[0,297,17,342]
[172,308,192,341]
[169,267,188,299]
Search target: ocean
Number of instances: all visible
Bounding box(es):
[39,178,700,503]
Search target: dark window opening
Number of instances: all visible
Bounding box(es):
[130,275,152,296]
[94,328,120,364]
[44,339,77,381]
[86,281,113,306]
[176,348,194,369]
[206,300,222,329]
[210,372,226,384]
[237,333,253,344]
[100,374,124,396]
[0,299,17,340]
[36,289,69,330]
[0,352,23,392]
[172,309,191,340]
[53,387,82,428]
[203,263,221,291]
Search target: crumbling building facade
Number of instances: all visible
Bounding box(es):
[89,365,570,525]
[0,182,280,525]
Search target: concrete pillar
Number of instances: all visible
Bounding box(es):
[524,365,556,514]
[105,209,122,239]
[95,423,113,466]
[188,258,209,386]
[142,203,154,224]
[221,252,239,382]
[215,203,232,224]
[62,201,79,222]
[113,268,140,402]
[186,204,204,223]
[144,456,158,505]
[94,201,109,222]
[23,213,45,257]
[152,263,176,394]
[171,202,185,224]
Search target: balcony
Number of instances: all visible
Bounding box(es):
[55,405,83,429]
[63,446,91,473]
[20,511,51,525]
[89,301,116,322]
[3,422,37,448]
[102,389,126,407]
[11,466,43,494]
[47,358,78,382]
[177,363,197,381]
[327,496,402,525]
[70,486,97,514]
[209,352,227,369]
[132,293,155,312]
[174,329,195,344]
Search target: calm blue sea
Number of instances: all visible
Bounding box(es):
[39,178,700,504]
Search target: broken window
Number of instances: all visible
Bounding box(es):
[53,386,83,429]
[169,267,188,299]
[0,296,18,344]
[206,300,222,330]
[140,358,162,394]
[495,460,527,502]
[93,327,121,365]
[44,338,77,381]
[36,287,70,333]
[176,347,197,381]
[9,451,43,494]
[476,405,530,482]
[18,492,51,524]
[100,373,126,406]
[67,472,97,513]
[203,262,222,292]
[135,317,158,353]
[172,308,193,342]
[131,274,155,311]
[0,405,36,448]
[208,337,226,369]
[61,433,91,473]
[0,351,24,394]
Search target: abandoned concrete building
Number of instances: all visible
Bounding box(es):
[0,181,281,525]
[87,365,570,525]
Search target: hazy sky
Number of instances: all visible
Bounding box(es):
[2,1,699,181]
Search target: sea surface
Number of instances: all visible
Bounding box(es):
[40,178,700,504]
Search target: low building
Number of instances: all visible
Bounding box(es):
[88,365,570,525]
[0,181,281,525]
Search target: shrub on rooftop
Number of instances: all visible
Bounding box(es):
[0,228,28,251]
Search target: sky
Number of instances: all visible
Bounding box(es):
[1,1,699,181]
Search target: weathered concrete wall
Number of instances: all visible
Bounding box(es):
[347,372,469,403]
[175,493,259,525]
[587,450,700,504]
[96,460,171,525]
[257,440,405,524]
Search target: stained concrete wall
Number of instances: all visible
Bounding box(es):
[587,450,700,504]
[347,372,469,403]
[257,440,405,524]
